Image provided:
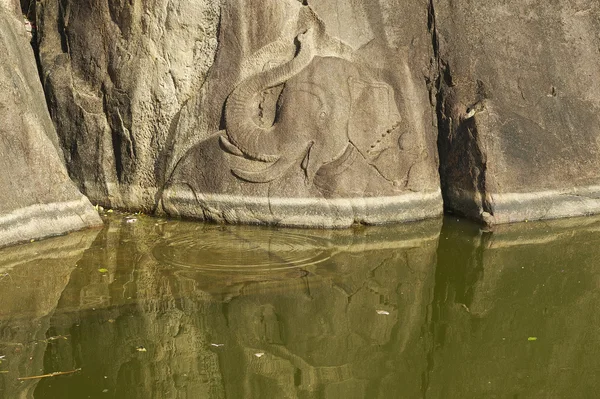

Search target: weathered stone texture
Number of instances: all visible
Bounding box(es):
[163,0,443,227]
[434,0,600,224]
[35,0,220,211]
[30,0,600,227]
[0,1,101,248]
[29,0,443,226]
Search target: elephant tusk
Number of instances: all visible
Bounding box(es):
[231,157,293,183]
[231,142,314,183]
[219,135,245,157]
[219,135,248,157]
[220,134,282,163]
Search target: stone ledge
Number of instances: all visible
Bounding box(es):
[162,187,443,228]
[449,186,600,226]
[490,186,600,225]
[0,197,103,248]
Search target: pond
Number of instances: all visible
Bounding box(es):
[1,213,599,398]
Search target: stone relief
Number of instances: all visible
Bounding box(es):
[220,28,404,192]
[162,2,440,226]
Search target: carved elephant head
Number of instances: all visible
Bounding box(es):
[222,30,402,184]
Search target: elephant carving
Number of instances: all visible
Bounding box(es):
[220,29,403,189]
[160,7,442,227]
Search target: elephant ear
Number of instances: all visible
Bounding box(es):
[347,77,402,161]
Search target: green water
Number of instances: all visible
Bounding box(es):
[1,213,600,398]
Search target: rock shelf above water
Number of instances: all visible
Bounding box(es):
[2,0,600,245]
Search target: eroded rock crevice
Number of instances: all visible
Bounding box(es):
[429,0,492,223]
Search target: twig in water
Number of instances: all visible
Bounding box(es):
[28,335,70,344]
[17,368,81,381]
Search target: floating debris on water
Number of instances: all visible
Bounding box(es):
[528,337,538,341]
[254,353,265,358]
[17,368,81,381]
[98,268,109,273]
[376,310,390,315]
[210,343,225,348]
[136,346,147,352]
[30,335,69,344]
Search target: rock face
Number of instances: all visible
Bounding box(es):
[31,0,600,226]
[34,0,442,227]
[0,1,101,248]
[162,0,443,227]
[35,0,220,211]
[434,0,600,225]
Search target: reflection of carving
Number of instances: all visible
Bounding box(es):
[13,214,439,397]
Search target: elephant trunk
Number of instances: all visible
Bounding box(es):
[225,30,315,162]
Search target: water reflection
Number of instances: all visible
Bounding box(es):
[0,215,438,398]
[1,215,600,398]
[430,217,600,398]
[0,231,99,398]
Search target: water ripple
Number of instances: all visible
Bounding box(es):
[152,227,333,272]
